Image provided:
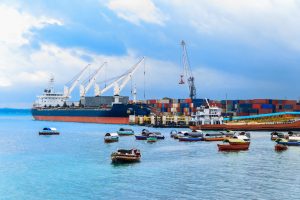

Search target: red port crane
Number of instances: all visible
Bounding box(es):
[179,40,196,99]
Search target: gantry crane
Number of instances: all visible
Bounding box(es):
[179,40,196,99]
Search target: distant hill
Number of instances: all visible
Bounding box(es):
[0,108,31,116]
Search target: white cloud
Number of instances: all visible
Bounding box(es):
[0,4,62,46]
[162,0,300,50]
[107,0,167,25]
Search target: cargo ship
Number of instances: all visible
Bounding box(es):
[189,100,300,131]
[31,83,150,124]
[32,59,151,124]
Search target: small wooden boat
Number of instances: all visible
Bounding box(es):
[233,131,251,142]
[39,127,59,135]
[170,130,178,138]
[275,144,288,151]
[276,138,300,146]
[224,138,250,145]
[174,131,189,139]
[179,137,203,142]
[104,133,119,143]
[111,149,141,163]
[271,131,286,140]
[217,143,250,151]
[135,135,147,140]
[203,133,226,141]
[117,128,134,136]
[152,132,165,140]
[188,130,203,137]
[217,138,250,151]
[147,134,158,143]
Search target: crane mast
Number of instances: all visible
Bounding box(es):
[180,40,196,99]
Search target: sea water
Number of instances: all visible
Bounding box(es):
[0,110,300,200]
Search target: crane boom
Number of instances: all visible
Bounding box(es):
[180,40,196,99]
[64,64,90,98]
[80,62,106,97]
[115,57,144,95]
[94,57,145,96]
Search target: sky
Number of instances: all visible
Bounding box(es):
[0,0,300,107]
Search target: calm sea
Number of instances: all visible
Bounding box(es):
[0,109,299,200]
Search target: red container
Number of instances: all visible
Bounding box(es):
[252,99,268,104]
[252,104,261,109]
[185,98,192,103]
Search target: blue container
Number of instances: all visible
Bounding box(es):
[239,104,252,108]
[284,104,293,109]
[261,104,274,109]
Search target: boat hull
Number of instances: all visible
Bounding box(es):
[111,155,140,163]
[190,120,300,131]
[32,103,150,124]
[179,137,203,142]
[135,135,147,140]
[275,144,288,151]
[204,137,226,141]
[34,115,129,124]
[217,143,250,151]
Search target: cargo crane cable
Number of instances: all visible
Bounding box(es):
[179,40,197,99]
[64,64,90,98]
[80,62,106,97]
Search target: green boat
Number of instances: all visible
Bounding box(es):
[117,128,134,136]
[147,134,158,143]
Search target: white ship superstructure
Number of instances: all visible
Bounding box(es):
[190,99,224,125]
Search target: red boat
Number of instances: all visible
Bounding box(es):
[218,143,250,151]
[274,144,288,151]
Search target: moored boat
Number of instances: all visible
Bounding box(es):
[111,149,141,163]
[39,127,60,135]
[275,144,288,151]
[179,136,203,142]
[170,130,178,138]
[217,143,250,151]
[147,134,158,143]
[104,132,119,143]
[271,131,286,140]
[152,132,165,140]
[203,133,226,141]
[135,135,147,140]
[217,138,250,151]
[174,131,189,139]
[188,130,203,137]
[117,128,134,136]
[275,138,300,146]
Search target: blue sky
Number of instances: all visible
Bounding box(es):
[0,0,300,107]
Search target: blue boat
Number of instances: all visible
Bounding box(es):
[179,137,203,142]
[135,135,147,140]
[276,138,300,146]
[39,127,59,135]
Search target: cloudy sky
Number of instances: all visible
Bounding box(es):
[0,0,300,107]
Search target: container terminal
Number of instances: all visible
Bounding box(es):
[31,40,300,130]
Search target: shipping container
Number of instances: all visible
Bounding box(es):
[261,104,274,109]
[284,104,293,110]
